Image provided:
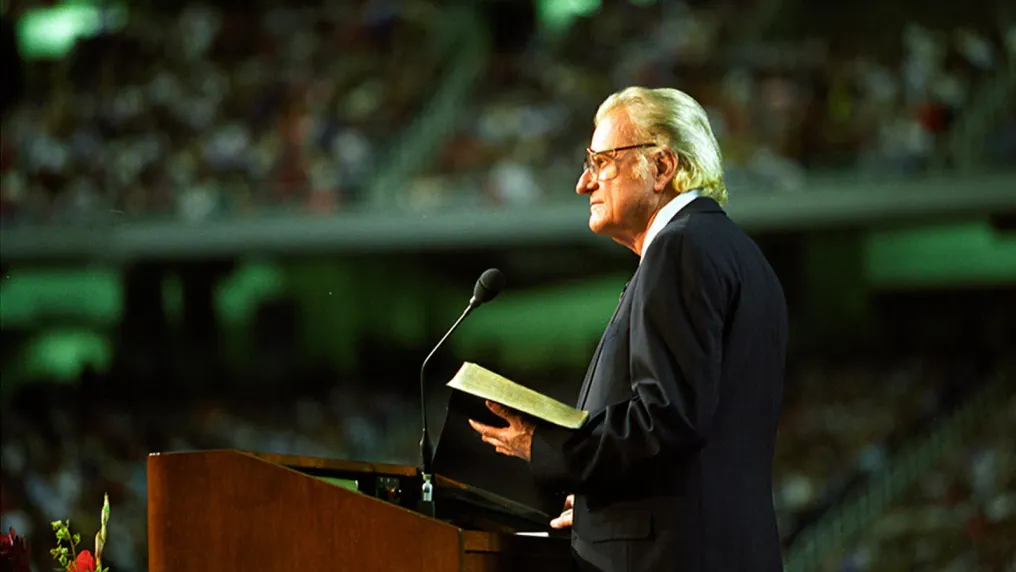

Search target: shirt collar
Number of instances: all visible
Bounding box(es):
[640,190,699,263]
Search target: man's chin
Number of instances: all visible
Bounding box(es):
[589,216,629,248]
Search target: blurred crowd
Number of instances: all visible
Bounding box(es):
[415,2,1016,207]
[773,354,972,541]
[0,0,443,225]
[825,391,1016,572]
[2,1,1015,224]
[2,352,1007,571]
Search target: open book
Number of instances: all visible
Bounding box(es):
[446,362,589,430]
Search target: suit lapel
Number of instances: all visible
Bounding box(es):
[575,343,602,409]
[576,273,636,409]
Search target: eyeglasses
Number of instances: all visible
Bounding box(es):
[583,143,657,180]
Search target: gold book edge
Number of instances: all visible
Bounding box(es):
[447,362,589,430]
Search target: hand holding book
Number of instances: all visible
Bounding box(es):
[468,400,536,461]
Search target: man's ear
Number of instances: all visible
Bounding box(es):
[654,148,680,192]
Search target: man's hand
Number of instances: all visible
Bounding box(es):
[550,494,574,529]
[468,400,535,461]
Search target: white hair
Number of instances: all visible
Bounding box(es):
[595,86,728,205]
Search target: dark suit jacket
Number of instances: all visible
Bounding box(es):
[530,197,788,572]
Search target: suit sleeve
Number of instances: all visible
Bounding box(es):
[530,230,727,491]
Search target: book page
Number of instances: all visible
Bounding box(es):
[447,362,589,429]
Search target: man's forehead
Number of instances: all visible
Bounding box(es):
[590,110,634,152]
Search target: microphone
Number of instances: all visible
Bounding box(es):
[418,268,505,513]
[468,267,506,309]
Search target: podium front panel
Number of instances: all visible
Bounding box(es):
[147,450,461,572]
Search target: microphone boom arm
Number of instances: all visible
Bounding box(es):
[419,303,474,494]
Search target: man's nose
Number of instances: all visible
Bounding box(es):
[576,169,596,195]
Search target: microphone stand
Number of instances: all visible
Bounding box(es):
[418,301,477,517]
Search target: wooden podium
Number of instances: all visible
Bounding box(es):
[147,450,571,571]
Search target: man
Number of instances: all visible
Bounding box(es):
[468,86,788,572]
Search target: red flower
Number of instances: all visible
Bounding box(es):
[0,527,31,572]
[70,549,96,572]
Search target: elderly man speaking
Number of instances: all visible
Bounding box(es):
[468,86,788,572]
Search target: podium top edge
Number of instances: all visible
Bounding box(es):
[147,449,420,477]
